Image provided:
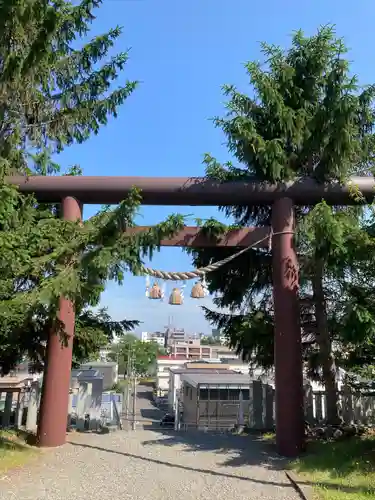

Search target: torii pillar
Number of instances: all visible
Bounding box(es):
[37,197,82,447]
[272,197,305,457]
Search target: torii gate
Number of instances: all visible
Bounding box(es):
[9,175,375,458]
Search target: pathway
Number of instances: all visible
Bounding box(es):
[0,385,299,499]
[0,428,298,500]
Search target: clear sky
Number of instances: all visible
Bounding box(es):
[56,0,375,335]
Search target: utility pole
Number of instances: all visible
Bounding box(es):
[131,372,137,431]
[124,345,132,420]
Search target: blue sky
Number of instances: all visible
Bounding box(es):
[56,0,375,334]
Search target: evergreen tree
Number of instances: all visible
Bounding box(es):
[189,26,375,424]
[0,0,137,172]
[0,0,184,373]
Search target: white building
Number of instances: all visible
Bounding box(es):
[212,346,239,360]
[141,331,165,347]
[155,355,190,395]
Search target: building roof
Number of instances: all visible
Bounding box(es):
[221,359,249,366]
[157,355,188,361]
[0,375,33,390]
[170,367,236,375]
[181,372,250,388]
[71,369,104,380]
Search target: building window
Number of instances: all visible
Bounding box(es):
[219,389,229,400]
[241,389,250,400]
[199,389,209,400]
[228,388,250,400]
[228,389,240,400]
[209,389,220,400]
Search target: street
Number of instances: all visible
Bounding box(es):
[122,384,164,429]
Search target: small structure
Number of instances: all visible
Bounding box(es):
[0,376,38,430]
[180,372,251,430]
[154,355,189,395]
[70,368,104,430]
[168,366,236,411]
[80,361,118,390]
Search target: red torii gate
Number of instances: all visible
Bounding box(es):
[9,175,375,458]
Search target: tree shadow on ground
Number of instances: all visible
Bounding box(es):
[140,426,285,469]
[69,439,294,490]
[139,408,163,421]
[139,427,375,496]
[136,390,153,401]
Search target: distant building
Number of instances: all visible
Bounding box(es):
[212,328,227,345]
[211,346,239,360]
[154,355,190,395]
[98,344,113,362]
[165,327,186,346]
[170,339,212,360]
[140,331,165,347]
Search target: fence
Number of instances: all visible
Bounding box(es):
[248,381,375,431]
[179,380,375,432]
[0,384,124,432]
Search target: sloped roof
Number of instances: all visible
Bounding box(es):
[181,372,249,388]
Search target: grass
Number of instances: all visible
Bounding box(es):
[290,433,375,500]
[137,377,155,386]
[0,430,39,473]
[260,431,276,441]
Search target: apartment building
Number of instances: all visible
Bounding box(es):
[165,327,186,346]
[170,340,212,360]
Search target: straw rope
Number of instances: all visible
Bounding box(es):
[140,230,294,281]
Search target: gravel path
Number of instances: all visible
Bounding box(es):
[0,428,298,500]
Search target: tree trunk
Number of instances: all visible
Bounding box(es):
[312,259,341,425]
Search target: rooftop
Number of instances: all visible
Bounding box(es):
[157,355,189,360]
[221,359,249,365]
[181,372,250,388]
[71,369,104,380]
[170,367,236,375]
[0,375,33,390]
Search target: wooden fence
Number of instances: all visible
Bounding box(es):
[249,381,375,430]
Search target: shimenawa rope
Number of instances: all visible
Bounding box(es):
[139,229,294,281]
